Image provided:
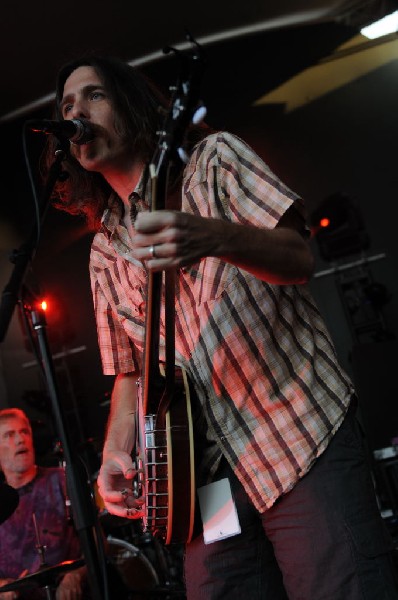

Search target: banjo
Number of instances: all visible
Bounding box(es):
[135,36,205,545]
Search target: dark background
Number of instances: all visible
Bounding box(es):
[0,1,398,472]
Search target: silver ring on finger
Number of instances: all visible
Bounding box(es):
[149,244,157,259]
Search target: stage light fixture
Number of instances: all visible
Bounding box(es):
[310,192,370,261]
[361,10,398,39]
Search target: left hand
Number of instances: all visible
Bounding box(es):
[55,568,85,600]
[133,210,223,270]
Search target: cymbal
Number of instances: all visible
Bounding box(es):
[0,558,85,592]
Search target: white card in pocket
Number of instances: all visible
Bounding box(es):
[197,478,241,544]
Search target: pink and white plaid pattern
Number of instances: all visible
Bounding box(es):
[90,132,354,511]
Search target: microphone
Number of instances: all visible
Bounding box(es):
[26,118,95,145]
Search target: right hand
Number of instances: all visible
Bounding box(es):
[96,450,145,520]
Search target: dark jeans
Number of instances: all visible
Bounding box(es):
[185,404,398,599]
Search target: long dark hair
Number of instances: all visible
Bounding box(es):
[44,54,209,229]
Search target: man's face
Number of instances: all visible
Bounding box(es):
[0,416,35,475]
[60,65,133,174]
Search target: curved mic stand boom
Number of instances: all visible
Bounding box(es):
[0,147,108,600]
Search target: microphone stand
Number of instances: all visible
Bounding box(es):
[0,147,108,600]
[0,146,63,343]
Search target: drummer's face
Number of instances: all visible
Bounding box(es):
[0,417,35,475]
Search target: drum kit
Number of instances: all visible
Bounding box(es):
[0,463,186,599]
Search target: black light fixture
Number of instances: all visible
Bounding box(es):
[310,192,370,261]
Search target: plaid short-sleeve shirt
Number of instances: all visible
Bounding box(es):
[90,132,354,512]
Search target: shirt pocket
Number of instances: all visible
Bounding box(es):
[181,258,238,305]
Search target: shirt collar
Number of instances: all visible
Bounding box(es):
[100,166,149,239]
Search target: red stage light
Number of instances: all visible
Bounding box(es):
[319,217,330,228]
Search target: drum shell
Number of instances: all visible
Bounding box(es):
[106,536,159,598]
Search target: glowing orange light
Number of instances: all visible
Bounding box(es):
[319,217,330,228]
[40,300,48,311]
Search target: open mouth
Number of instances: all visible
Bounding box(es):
[15,449,28,456]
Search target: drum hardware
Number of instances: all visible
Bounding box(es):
[32,511,48,570]
[0,558,85,597]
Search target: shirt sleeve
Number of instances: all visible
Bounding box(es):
[215,132,304,229]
